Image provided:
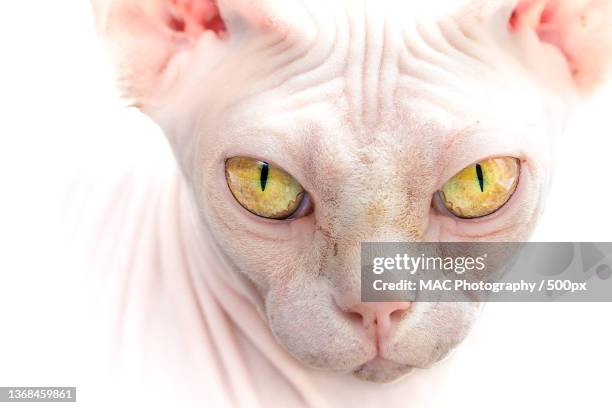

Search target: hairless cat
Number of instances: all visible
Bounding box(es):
[87,0,611,406]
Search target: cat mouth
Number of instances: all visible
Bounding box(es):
[352,357,414,383]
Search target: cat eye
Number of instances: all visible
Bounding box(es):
[225,157,306,220]
[439,157,520,219]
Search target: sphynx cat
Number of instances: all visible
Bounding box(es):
[86,0,611,406]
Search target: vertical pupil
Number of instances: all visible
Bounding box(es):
[260,162,269,192]
[475,164,485,192]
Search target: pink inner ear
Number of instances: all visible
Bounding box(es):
[169,0,226,36]
[509,0,612,91]
[510,1,566,61]
[510,0,545,29]
[509,0,563,41]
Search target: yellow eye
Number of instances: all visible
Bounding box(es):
[225,157,305,220]
[439,157,520,219]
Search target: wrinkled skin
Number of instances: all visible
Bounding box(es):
[91,0,611,396]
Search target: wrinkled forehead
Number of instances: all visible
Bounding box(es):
[206,8,550,146]
[159,0,558,171]
[218,79,550,190]
[227,0,489,30]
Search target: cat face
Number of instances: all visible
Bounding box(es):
[93,0,611,382]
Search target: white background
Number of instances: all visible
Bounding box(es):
[0,1,611,407]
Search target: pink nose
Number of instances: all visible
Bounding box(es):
[346,302,412,340]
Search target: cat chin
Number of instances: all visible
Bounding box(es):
[352,358,414,384]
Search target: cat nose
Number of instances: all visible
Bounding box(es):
[345,302,412,340]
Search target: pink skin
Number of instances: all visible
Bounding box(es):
[170,0,226,34]
[88,0,611,404]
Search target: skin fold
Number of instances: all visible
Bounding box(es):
[85,0,611,406]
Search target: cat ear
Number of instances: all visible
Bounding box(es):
[91,0,310,106]
[510,0,612,93]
